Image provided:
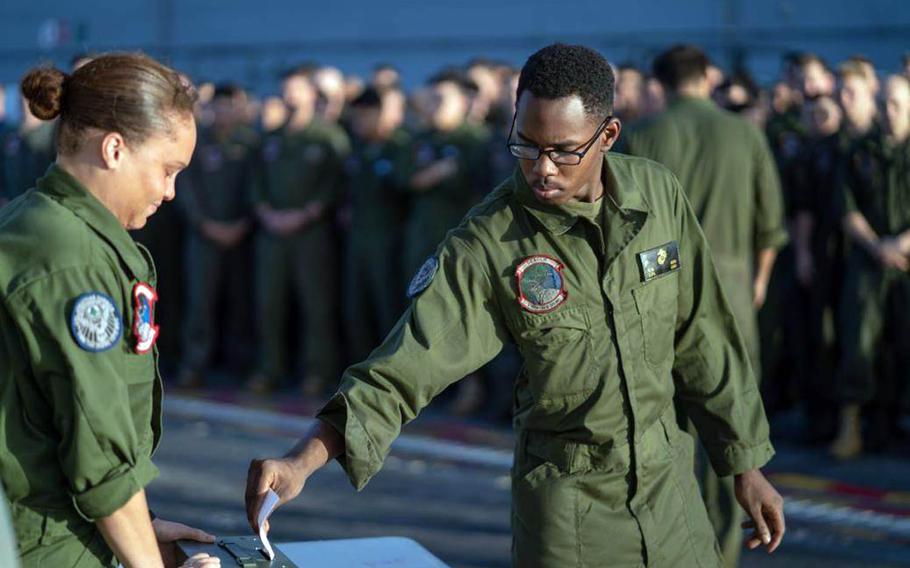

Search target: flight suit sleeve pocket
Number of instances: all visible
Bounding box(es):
[121,350,156,384]
[632,272,679,367]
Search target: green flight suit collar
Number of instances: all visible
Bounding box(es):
[667,95,715,112]
[514,153,650,236]
[36,164,150,281]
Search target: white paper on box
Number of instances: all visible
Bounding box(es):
[257,489,280,561]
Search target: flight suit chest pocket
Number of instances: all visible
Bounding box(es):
[631,272,679,367]
[512,306,595,398]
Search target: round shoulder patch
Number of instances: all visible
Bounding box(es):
[70,292,123,352]
[407,257,439,299]
[515,255,568,313]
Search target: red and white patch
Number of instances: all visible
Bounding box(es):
[132,282,160,354]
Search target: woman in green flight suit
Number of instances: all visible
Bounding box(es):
[0,54,218,568]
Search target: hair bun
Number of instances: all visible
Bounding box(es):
[20,67,68,120]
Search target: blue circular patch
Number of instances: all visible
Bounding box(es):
[407,257,439,299]
[70,292,123,352]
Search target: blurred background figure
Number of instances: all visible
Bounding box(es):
[625,45,787,568]
[831,74,910,460]
[614,64,646,124]
[371,63,401,91]
[714,71,759,113]
[706,62,726,93]
[379,85,407,135]
[643,73,666,117]
[342,87,411,363]
[403,70,485,278]
[344,73,365,104]
[839,59,880,139]
[247,65,350,395]
[1,96,55,206]
[795,52,836,100]
[467,58,505,128]
[259,95,289,133]
[845,54,881,96]
[314,65,347,125]
[789,94,844,444]
[759,53,820,417]
[178,84,259,388]
[194,81,217,128]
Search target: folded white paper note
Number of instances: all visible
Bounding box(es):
[257,489,280,561]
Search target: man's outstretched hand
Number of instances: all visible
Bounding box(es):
[245,457,309,534]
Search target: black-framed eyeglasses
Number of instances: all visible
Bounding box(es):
[506,114,612,166]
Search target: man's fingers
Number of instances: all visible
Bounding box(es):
[245,460,267,531]
[743,519,762,550]
[247,491,266,532]
[766,501,786,553]
[750,506,771,545]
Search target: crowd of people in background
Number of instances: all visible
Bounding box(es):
[1,48,909,460]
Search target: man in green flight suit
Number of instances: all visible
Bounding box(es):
[623,45,788,568]
[343,87,411,362]
[178,84,259,386]
[831,75,910,460]
[248,65,351,395]
[245,44,785,568]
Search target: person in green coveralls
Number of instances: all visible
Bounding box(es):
[789,59,879,447]
[245,44,785,568]
[177,84,258,387]
[403,70,489,278]
[343,87,411,362]
[830,75,910,460]
[247,65,350,395]
[760,53,835,413]
[0,54,218,568]
[623,45,788,568]
[0,98,55,206]
[789,95,845,445]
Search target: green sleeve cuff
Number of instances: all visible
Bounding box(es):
[71,457,159,521]
[755,227,789,252]
[316,393,384,491]
[707,440,775,477]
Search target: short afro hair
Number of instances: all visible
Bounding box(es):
[516,43,614,120]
